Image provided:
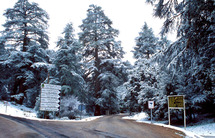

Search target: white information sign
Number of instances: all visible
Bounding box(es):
[40,84,61,111]
[42,84,61,90]
[148,101,154,109]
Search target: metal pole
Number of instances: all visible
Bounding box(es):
[80,104,82,120]
[5,102,7,113]
[184,96,186,130]
[168,109,170,125]
[47,72,50,84]
[151,109,152,124]
[53,111,56,119]
[168,96,171,125]
[58,90,61,118]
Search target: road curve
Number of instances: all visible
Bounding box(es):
[0,114,185,138]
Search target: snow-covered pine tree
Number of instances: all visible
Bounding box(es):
[79,5,124,115]
[2,0,49,51]
[0,38,11,100]
[133,22,158,59]
[125,23,160,114]
[147,0,214,52]
[147,0,215,120]
[54,22,85,104]
[98,59,128,114]
[124,74,142,114]
[1,0,49,107]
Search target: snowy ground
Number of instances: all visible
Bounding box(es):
[0,101,37,118]
[0,101,101,122]
[123,112,215,138]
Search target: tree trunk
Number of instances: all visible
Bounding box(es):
[94,105,101,116]
[94,45,101,116]
[23,23,28,52]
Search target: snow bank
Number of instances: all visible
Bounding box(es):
[53,116,103,122]
[123,112,148,120]
[80,116,103,121]
[186,122,215,137]
[123,112,215,137]
[0,101,102,122]
[0,101,37,118]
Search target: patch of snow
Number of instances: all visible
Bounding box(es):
[0,101,37,118]
[122,112,148,120]
[123,112,215,137]
[81,116,103,121]
[0,101,102,122]
[186,123,215,137]
[150,123,203,138]
[27,115,103,122]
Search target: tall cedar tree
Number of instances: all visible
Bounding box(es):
[147,0,215,52]
[125,23,159,113]
[1,0,49,107]
[79,5,124,115]
[133,22,158,59]
[146,0,215,119]
[2,0,49,51]
[0,39,10,100]
[54,23,85,102]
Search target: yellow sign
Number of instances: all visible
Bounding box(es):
[168,96,184,108]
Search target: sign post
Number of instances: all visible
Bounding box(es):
[148,101,154,124]
[168,95,186,129]
[78,104,86,120]
[4,101,8,113]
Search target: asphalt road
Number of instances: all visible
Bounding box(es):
[0,114,185,138]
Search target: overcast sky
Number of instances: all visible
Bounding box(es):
[0,0,176,63]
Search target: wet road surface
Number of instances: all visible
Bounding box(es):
[0,114,185,138]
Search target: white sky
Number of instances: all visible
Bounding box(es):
[0,0,176,63]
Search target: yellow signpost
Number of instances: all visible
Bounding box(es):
[168,96,184,108]
[168,95,186,129]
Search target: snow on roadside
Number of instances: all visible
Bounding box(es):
[27,115,103,122]
[123,112,215,137]
[186,122,215,137]
[0,101,102,122]
[50,116,103,122]
[123,112,148,120]
[80,116,103,121]
[0,101,37,118]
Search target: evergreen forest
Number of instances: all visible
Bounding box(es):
[0,0,214,122]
